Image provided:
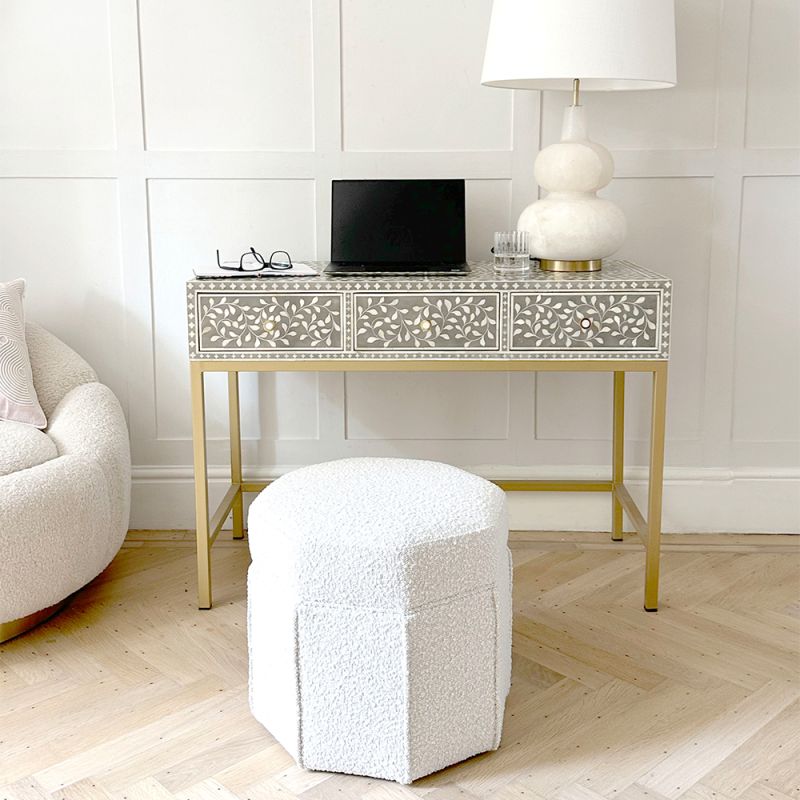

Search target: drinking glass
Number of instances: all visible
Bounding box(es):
[493,231,530,276]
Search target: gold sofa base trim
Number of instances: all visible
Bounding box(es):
[0,598,71,644]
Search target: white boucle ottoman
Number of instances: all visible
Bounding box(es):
[247,457,512,784]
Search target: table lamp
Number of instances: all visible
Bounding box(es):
[481,0,677,272]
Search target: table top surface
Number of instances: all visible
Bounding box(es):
[188,259,671,291]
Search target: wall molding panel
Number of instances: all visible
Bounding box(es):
[0,0,797,533]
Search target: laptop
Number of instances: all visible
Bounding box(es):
[325,179,468,274]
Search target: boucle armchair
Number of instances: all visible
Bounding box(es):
[0,323,131,641]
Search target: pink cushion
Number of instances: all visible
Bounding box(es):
[0,279,46,428]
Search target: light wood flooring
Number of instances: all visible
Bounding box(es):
[1,531,798,800]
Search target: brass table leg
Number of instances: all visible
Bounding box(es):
[611,371,625,542]
[644,363,668,611]
[188,358,667,612]
[228,371,244,540]
[190,363,212,609]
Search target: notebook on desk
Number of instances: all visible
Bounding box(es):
[193,262,319,279]
[325,179,468,275]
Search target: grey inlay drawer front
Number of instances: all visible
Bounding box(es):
[196,292,343,352]
[354,292,500,351]
[510,291,662,352]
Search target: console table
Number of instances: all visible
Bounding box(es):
[187,260,671,611]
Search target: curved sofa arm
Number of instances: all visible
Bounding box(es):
[0,454,113,621]
[46,381,132,551]
[26,323,96,420]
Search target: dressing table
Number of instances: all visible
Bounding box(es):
[186,260,671,611]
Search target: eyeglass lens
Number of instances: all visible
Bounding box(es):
[268,250,292,270]
[240,248,265,270]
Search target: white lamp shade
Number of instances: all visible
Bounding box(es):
[481,0,676,91]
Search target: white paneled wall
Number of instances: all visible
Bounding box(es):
[139,1,315,151]
[0,0,798,533]
[340,0,512,152]
[0,1,116,149]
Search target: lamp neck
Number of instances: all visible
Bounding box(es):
[561,104,588,142]
[572,78,581,107]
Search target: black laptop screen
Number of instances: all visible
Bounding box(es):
[331,179,466,265]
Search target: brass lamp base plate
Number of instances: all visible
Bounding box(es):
[538,258,602,273]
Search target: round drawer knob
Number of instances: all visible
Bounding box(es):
[579,317,592,330]
[419,319,432,331]
[263,320,276,332]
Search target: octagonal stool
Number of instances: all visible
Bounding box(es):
[247,457,512,784]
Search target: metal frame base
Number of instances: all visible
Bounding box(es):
[190,359,668,613]
[0,598,71,643]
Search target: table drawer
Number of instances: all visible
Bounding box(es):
[509,291,662,353]
[353,292,500,351]
[195,292,344,352]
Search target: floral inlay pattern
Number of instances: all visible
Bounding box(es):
[511,293,659,350]
[354,294,499,350]
[198,293,343,350]
[187,261,670,360]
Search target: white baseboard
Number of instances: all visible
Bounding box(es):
[130,465,800,534]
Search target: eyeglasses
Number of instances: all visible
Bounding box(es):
[216,247,293,272]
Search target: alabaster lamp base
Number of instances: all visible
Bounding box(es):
[518,187,626,272]
[517,98,626,273]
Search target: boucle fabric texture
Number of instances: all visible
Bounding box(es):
[25,321,97,418]
[0,324,131,624]
[0,280,46,428]
[0,420,57,476]
[248,457,512,784]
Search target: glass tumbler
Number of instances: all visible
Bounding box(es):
[493,231,530,276]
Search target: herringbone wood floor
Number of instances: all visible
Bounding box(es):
[1,531,798,800]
